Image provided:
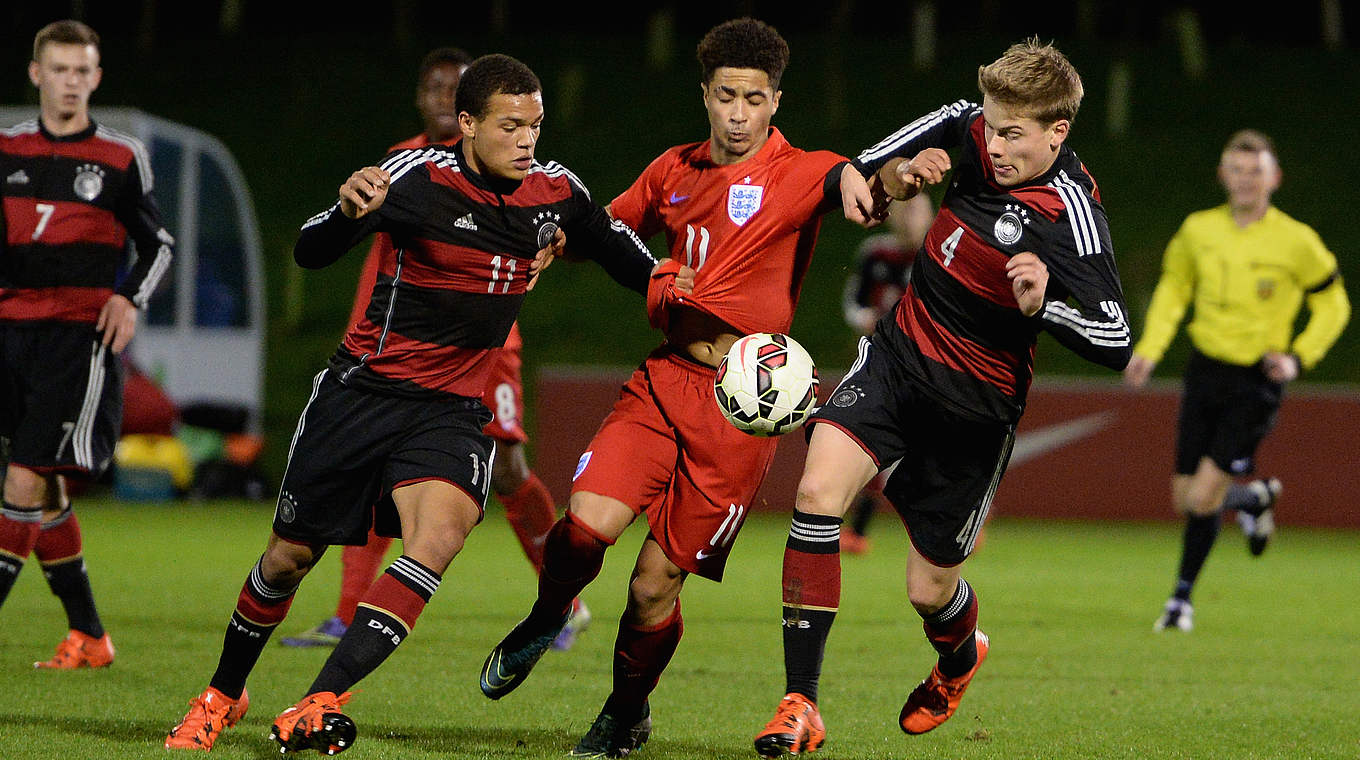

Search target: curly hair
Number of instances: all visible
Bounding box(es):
[455,54,541,121]
[696,18,789,89]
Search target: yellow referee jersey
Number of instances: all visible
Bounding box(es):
[1133,205,1350,370]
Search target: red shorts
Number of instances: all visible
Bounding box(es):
[571,348,778,581]
[479,344,527,445]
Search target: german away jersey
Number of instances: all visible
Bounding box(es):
[852,101,1131,423]
[1,118,173,323]
[295,140,655,399]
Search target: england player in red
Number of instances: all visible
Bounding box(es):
[280,47,589,652]
[755,39,1131,756]
[0,20,174,668]
[478,18,870,757]
[164,54,657,754]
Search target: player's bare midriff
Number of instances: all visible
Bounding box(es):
[667,307,741,368]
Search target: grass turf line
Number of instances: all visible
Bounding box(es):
[0,499,1356,759]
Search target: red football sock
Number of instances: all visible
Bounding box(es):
[608,601,683,718]
[336,529,392,625]
[0,502,42,605]
[500,473,556,572]
[530,512,611,623]
[921,579,979,678]
[33,506,81,563]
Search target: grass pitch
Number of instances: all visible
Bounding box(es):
[0,498,1356,759]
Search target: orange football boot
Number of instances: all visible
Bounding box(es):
[899,629,990,735]
[33,629,114,669]
[270,691,356,755]
[754,692,826,757]
[165,686,250,750]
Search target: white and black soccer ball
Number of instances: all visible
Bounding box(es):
[713,332,819,437]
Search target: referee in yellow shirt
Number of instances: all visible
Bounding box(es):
[1124,129,1350,632]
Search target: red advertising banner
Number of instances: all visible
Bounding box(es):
[536,368,1360,529]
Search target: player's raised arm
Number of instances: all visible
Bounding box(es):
[850,100,975,178]
[294,155,419,269]
[557,166,657,295]
[1032,208,1132,371]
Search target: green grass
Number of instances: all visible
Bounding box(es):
[1,500,1357,759]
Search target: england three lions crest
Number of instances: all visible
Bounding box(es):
[727,183,764,226]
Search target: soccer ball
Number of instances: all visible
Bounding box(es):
[713,333,819,437]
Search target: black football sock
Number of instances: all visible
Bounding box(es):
[1173,513,1221,603]
[782,511,842,703]
[42,559,104,638]
[309,556,438,696]
[34,507,104,637]
[921,579,979,678]
[209,558,297,699]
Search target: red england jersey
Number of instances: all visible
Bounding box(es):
[609,128,845,335]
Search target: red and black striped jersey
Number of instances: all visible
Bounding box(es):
[0,119,174,324]
[852,101,1131,423]
[294,140,655,400]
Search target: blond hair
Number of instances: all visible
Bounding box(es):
[977,37,1083,124]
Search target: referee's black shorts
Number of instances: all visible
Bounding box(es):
[809,337,1014,567]
[273,369,495,546]
[1175,350,1282,477]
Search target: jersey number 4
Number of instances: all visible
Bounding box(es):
[939,226,964,267]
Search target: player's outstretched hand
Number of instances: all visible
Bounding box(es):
[1005,252,1048,317]
[887,148,951,200]
[338,167,391,219]
[96,294,138,354]
[1122,355,1155,388]
[527,227,566,291]
[841,163,881,228]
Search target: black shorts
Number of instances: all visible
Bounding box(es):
[1175,351,1282,476]
[273,369,495,546]
[0,323,123,478]
[810,337,1014,566]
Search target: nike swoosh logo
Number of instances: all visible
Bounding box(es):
[875,412,1115,481]
[482,651,515,686]
[669,192,690,204]
[695,549,714,560]
[1008,411,1115,467]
